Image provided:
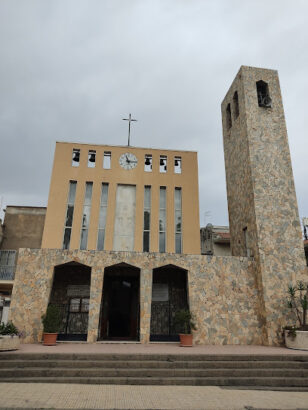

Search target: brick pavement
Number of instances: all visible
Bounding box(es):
[0,383,308,409]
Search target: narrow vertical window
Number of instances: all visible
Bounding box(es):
[226,103,232,129]
[97,183,109,250]
[103,151,111,169]
[72,149,80,167]
[256,80,272,108]
[233,91,239,119]
[143,186,151,252]
[80,182,93,250]
[243,226,250,257]
[174,156,182,174]
[159,187,166,252]
[174,188,182,254]
[88,150,96,168]
[63,181,77,249]
[160,155,167,173]
[144,154,152,172]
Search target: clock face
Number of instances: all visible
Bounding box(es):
[119,152,138,170]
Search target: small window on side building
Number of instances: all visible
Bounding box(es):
[72,149,80,167]
[103,151,111,169]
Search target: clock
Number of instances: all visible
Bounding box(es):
[119,152,138,170]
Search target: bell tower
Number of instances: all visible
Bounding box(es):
[222,66,307,344]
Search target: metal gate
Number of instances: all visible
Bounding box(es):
[52,298,89,341]
[150,268,188,341]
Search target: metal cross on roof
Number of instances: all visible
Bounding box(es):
[122,113,137,146]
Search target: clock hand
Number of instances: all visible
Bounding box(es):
[126,155,130,163]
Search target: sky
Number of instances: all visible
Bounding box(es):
[0,0,308,229]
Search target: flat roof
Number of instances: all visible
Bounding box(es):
[56,141,197,154]
[6,206,47,209]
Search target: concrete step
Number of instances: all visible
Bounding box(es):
[1,353,308,388]
[2,353,308,362]
[1,367,308,378]
[0,376,308,387]
[1,359,307,369]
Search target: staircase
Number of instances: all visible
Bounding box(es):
[1,353,308,389]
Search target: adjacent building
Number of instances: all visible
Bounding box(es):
[0,206,46,322]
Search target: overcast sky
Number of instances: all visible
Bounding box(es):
[0,0,308,229]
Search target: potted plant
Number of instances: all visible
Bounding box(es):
[174,309,197,347]
[284,281,308,350]
[0,321,20,351]
[41,305,62,346]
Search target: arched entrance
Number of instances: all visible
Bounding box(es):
[99,263,140,341]
[150,264,188,341]
[49,261,91,341]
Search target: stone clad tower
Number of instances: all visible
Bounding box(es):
[222,66,307,344]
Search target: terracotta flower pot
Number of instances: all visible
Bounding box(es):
[179,333,193,347]
[43,333,58,346]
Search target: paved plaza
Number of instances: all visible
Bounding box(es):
[0,382,308,409]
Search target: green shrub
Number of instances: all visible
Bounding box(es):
[41,305,62,333]
[0,321,19,336]
[174,309,197,334]
[286,281,308,335]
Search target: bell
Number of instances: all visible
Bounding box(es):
[145,157,151,166]
[73,152,80,162]
[175,160,179,166]
[89,153,96,162]
[160,158,165,166]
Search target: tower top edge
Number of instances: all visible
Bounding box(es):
[221,65,279,106]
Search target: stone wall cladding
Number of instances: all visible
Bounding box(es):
[9,248,262,345]
[222,66,308,345]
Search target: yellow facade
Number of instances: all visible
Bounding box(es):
[42,142,200,254]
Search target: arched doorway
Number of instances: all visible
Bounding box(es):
[49,261,91,341]
[99,263,140,341]
[150,264,188,341]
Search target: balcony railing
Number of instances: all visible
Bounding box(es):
[0,250,16,280]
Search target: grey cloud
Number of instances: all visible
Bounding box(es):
[1,0,308,228]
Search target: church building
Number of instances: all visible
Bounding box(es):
[7,66,308,345]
